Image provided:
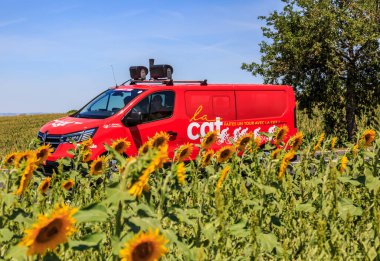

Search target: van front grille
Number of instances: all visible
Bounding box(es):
[37,132,62,151]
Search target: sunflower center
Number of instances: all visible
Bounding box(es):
[7,156,16,164]
[153,137,165,148]
[240,138,250,146]
[179,149,188,158]
[37,150,47,160]
[36,218,63,243]
[221,150,230,158]
[115,143,125,152]
[132,241,154,260]
[42,182,49,191]
[142,145,149,154]
[64,182,72,190]
[94,161,103,172]
[206,135,214,144]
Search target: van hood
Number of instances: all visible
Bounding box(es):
[39,116,104,135]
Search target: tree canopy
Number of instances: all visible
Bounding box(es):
[243,0,380,140]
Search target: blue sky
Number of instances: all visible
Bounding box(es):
[0,0,284,113]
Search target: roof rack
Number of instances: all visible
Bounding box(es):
[128,79,207,86]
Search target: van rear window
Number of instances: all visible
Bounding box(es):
[235,90,288,119]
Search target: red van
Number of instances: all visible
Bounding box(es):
[38,60,297,166]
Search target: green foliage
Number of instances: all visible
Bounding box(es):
[242,0,380,140]
[0,115,379,260]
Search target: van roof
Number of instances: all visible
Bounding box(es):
[112,83,293,91]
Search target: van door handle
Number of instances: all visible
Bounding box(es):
[167,131,177,140]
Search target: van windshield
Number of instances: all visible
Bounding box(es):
[74,89,144,119]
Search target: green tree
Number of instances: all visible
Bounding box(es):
[242,0,380,140]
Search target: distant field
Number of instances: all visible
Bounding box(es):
[0,111,319,157]
[0,114,66,156]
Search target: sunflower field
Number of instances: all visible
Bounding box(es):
[0,115,379,260]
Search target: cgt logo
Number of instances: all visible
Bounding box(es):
[187,117,223,140]
[187,105,223,140]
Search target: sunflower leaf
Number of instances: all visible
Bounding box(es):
[69,232,105,250]
[74,203,109,223]
[5,245,28,260]
[0,228,14,242]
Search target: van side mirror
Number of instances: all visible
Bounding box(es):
[123,111,142,127]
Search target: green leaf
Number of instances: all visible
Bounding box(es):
[366,176,380,192]
[0,228,14,242]
[229,220,250,238]
[6,245,28,260]
[296,203,316,213]
[338,198,363,220]
[136,204,156,218]
[74,203,108,223]
[257,231,280,252]
[174,208,197,227]
[1,192,17,206]
[69,232,105,250]
[338,176,362,186]
[129,217,160,230]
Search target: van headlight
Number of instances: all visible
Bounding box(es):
[60,128,97,143]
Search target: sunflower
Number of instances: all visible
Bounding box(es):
[62,179,75,190]
[39,178,52,194]
[236,133,253,150]
[313,133,325,151]
[274,126,289,144]
[149,131,170,149]
[152,144,169,169]
[3,152,18,166]
[15,150,36,168]
[174,143,193,162]
[216,146,235,163]
[289,132,303,151]
[20,203,77,256]
[339,156,349,173]
[176,162,186,185]
[80,138,93,152]
[139,141,151,155]
[82,151,92,163]
[128,165,153,197]
[360,129,376,147]
[330,137,338,150]
[89,156,107,175]
[143,184,151,193]
[201,130,218,149]
[271,148,282,159]
[128,180,145,197]
[254,136,262,148]
[35,144,54,165]
[200,149,214,167]
[216,165,231,191]
[120,228,168,261]
[278,150,295,179]
[15,158,38,196]
[352,144,359,157]
[111,138,131,154]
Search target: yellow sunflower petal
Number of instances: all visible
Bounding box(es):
[120,228,168,261]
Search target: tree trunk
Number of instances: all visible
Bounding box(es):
[345,73,357,141]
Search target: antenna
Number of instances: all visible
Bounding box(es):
[110,65,118,87]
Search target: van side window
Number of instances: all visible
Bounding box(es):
[125,91,175,125]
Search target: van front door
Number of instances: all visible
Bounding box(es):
[123,90,180,157]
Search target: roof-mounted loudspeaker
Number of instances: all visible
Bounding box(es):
[149,59,173,80]
[129,66,148,80]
